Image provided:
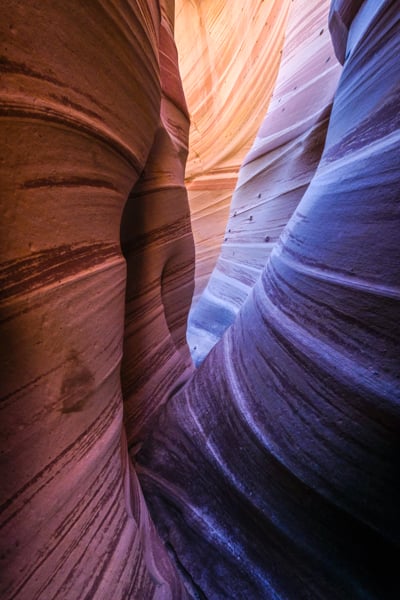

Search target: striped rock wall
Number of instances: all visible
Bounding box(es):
[138,1,400,598]
[188,0,343,365]
[0,1,191,598]
[175,0,292,305]
[1,1,399,599]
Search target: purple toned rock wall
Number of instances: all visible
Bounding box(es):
[138,1,400,597]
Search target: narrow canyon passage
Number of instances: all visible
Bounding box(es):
[1,1,399,599]
[138,1,400,597]
[186,0,342,365]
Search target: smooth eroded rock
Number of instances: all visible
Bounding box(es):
[138,1,400,597]
[188,0,342,365]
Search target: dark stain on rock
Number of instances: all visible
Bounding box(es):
[61,352,94,413]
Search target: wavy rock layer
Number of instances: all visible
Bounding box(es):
[188,0,342,364]
[138,1,400,598]
[0,2,191,598]
[175,0,292,304]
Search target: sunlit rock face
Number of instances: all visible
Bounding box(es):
[138,1,400,598]
[175,0,292,305]
[188,0,342,365]
[0,2,191,598]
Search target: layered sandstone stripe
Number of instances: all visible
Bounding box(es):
[138,1,400,598]
[188,0,342,365]
[0,2,190,598]
[175,0,292,304]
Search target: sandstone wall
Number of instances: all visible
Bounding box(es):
[1,1,399,599]
[188,0,343,364]
[175,0,292,304]
[139,1,400,597]
[0,2,191,598]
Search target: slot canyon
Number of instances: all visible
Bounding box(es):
[0,0,399,598]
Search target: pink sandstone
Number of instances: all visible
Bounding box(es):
[1,1,399,599]
[175,0,292,305]
[0,1,191,598]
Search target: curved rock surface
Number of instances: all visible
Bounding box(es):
[120,1,195,453]
[0,2,191,598]
[1,1,399,599]
[188,0,342,365]
[175,0,292,304]
[138,1,400,598]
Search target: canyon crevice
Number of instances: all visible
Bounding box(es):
[175,0,292,307]
[1,1,399,599]
[187,0,343,364]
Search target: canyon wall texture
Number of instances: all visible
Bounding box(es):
[188,0,343,365]
[175,0,292,305]
[138,0,400,598]
[120,1,195,454]
[1,1,399,599]
[0,2,191,598]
